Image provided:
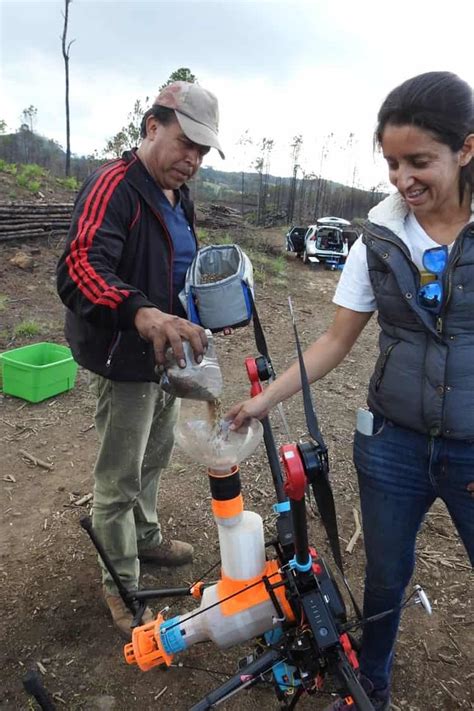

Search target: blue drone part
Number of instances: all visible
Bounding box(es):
[273,500,291,514]
[289,554,312,572]
[264,629,301,692]
[160,616,187,654]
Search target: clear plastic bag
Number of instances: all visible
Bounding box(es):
[159,331,223,401]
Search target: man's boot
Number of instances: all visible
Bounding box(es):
[103,586,154,640]
[138,539,194,566]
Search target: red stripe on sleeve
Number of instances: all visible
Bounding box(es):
[66,158,138,308]
[69,163,126,301]
[75,168,129,303]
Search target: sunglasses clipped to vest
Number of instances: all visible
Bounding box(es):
[418,245,449,313]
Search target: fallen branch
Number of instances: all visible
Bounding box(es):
[438,680,460,705]
[36,661,47,675]
[154,686,168,701]
[437,652,457,665]
[73,493,93,507]
[345,508,362,553]
[422,640,433,662]
[52,693,67,706]
[19,449,54,470]
[80,423,95,434]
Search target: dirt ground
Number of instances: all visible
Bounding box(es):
[0,225,472,711]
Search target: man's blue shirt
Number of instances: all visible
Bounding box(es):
[155,187,196,309]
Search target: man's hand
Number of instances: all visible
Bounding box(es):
[134,307,207,368]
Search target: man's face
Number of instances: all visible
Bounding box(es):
[144,116,210,190]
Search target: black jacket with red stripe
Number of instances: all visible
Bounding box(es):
[57,149,197,381]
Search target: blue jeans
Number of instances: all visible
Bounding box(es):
[354,416,474,692]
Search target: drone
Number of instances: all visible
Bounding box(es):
[25,299,431,711]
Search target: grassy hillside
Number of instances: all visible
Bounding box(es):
[0,160,78,202]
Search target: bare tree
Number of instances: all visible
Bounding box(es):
[254,152,264,226]
[334,132,356,217]
[61,0,75,176]
[274,176,283,214]
[261,138,274,222]
[287,134,302,225]
[253,138,274,225]
[237,129,253,217]
[298,171,316,222]
[313,133,333,220]
[349,165,358,219]
[17,107,38,162]
[21,106,38,133]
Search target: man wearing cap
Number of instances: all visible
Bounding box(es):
[57,81,224,638]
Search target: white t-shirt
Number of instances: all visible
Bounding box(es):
[333,212,455,312]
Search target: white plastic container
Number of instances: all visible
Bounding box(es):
[216,510,266,580]
[164,508,278,649]
[177,582,280,649]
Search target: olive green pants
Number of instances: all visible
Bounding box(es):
[89,374,179,594]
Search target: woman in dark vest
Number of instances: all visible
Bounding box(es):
[227,71,474,710]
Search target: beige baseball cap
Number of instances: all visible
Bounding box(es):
[154,81,225,159]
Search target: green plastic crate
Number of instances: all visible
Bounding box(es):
[0,342,78,403]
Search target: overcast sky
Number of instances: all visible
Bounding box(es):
[1,0,473,189]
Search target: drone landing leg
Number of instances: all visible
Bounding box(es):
[283,684,305,710]
[189,648,283,711]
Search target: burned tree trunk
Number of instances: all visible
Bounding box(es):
[61,0,75,177]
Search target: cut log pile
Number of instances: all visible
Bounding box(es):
[0,202,73,242]
[0,201,244,243]
[195,203,243,229]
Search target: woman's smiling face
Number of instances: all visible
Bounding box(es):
[381,123,469,218]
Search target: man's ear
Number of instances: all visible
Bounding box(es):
[145,115,158,140]
[459,133,474,167]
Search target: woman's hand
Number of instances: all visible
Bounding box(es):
[226,308,372,431]
[225,392,272,430]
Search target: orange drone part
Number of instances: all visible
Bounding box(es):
[124,613,173,672]
[190,581,205,600]
[217,559,295,622]
[211,493,244,519]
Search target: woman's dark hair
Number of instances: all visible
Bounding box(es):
[140,105,176,138]
[376,71,474,201]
